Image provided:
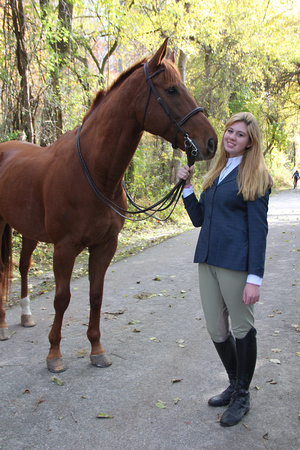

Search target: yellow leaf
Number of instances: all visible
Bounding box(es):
[96,413,114,419]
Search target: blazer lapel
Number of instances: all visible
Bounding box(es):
[218,165,239,185]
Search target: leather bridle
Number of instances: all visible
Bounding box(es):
[75,60,203,220]
[142,61,204,163]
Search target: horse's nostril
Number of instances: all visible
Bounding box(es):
[207,137,215,154]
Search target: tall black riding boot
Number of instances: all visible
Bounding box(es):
[208,333,237,407]
[220,327,257,427]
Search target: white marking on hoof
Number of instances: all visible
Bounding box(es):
[0,327,10,340]
[21,296,32,316]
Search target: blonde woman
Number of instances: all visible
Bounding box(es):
[178,112,270,427]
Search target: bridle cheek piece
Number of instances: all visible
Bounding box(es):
[75,60,203,221]
[142,62,204,164]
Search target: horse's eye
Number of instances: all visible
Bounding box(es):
[165,86,178,96]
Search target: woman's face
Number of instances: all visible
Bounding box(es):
[223,121,251,158]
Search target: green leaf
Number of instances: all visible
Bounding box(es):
[51,376,64,386]
[155,400,167,409]
[96,413,114,419]
[128,319,141,325]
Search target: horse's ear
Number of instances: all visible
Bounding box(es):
[167,50,176,64]
[148,38,169,70]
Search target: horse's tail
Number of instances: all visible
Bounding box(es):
[1,224,13,300]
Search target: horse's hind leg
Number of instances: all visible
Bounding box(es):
[0,219,12,340]
[19,236,38,327]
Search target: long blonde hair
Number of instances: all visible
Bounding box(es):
[202,112,269,201]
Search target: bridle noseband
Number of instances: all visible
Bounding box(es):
[142,61,204,164]
[75,60,204,221]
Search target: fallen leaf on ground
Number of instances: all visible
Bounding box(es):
[96,413,114,419]
[155,399,167,409]
[176,339,185,348]
[150,338,160,342]
[266,379,277,384]
[128,319,141,325]
[270,358,281,364]
[51,376,64,386]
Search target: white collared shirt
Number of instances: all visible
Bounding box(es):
[218,155,243,184]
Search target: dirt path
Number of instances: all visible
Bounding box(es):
[0,188,299,450]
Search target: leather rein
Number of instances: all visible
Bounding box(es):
[76,61,203,221]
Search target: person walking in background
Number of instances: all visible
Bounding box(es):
[292,169,299,188]
[178,112,270,427]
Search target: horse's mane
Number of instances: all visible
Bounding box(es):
[82,57,181,124]
[83,58,147,124]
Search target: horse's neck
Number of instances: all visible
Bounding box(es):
[81,103,142,192]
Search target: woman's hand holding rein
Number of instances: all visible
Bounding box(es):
[178,164,194,187]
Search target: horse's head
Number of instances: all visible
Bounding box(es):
[138,39,218,163]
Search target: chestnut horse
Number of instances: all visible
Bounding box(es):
[0,39,217,372]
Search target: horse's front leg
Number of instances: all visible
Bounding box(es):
[19,236,38,327]
[88,237,118,368]
[46,242,77,373]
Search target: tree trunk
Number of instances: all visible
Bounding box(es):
[169,49,187,184]
[39,0,73,145]
[9,0,33,142]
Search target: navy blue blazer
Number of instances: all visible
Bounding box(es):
[183,166,269,278]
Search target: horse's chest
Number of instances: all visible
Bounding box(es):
[82,214,124,247]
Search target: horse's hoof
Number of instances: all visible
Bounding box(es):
[0,327,9,340]
[46,357,67,373]
[90,353,112,368]
[21,314,36,327]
